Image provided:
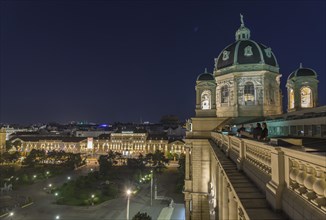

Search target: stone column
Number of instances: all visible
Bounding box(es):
[218,170,224,220]
[266,147,285,210]
[228,190,238,220]
[237,139,244,170]
[185,198,191,220]
[222,176,229,219]
[185,147,190,180]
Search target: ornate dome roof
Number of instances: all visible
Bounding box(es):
[215,14,278,71]
[288,63,317,80]
[197,68,214,81]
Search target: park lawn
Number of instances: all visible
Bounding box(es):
[55,173,120,206]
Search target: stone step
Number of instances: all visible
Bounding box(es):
[241,198,269,208]
[233,187,260,193]
[246,208,286,220]
[237,192,266,199]
[232,182,256,188]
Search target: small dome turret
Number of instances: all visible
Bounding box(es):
[197,68,214,81]
[288,63,317,80]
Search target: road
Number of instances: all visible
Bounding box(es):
[1,162,185,220]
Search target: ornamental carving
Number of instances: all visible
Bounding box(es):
[222,50,230,61]
[264,48,272,58]
[244,46,253,57]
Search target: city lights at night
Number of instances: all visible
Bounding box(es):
[0,1,325,220]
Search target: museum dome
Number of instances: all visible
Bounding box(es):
[197,68,214,81]
[215,15,278,70]
[288,63,317,80]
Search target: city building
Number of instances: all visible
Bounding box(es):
[10,129,185,157]
[0,128,6,153]
[184,15,325,220]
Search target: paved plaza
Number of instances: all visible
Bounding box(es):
[0,163,185,220]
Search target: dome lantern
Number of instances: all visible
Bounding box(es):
[235,14,251,41]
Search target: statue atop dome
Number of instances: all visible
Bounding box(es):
[240,13,244,26]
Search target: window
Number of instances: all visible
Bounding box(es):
[221,85,229,103]
[244,82,255,103]
[301,87,313,108]
[289,89,294,109]
[201,90,211,110]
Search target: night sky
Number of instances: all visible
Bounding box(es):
[0,0,325,124]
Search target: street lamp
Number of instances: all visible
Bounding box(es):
[91,194,95,205]
[55,215,60,219]
[49,183,52,187]
[126,189,132,220]
[67,176,71,180]
[9,212,14,220]
[55,192,58,196]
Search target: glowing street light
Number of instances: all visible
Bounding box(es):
[33,175,37,178]
[55,192,58,196]
[126,189,132,220]
[49,184,52,187]
[67,176,71,180]
[55,215,60,219]
[9,212,14,216]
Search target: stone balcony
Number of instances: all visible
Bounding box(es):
[210,132,326,220]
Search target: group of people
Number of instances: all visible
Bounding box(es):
[237,122,269,141]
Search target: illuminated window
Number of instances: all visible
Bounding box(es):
[289,89,294,109]
[221,85,229,103]
[244,82,255,103]
[201,90,211,110]
[301,87,313,108]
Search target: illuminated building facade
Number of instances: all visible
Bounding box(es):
[184,15,325,220]
[10,130,185,156]
[0,128,6,153]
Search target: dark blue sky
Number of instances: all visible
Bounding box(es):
[0,0,325,124]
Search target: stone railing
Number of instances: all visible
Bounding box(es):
[209,149,251,220]
[284,148,326,212]
[212,132,271,175]
[243,139,272,175]
[211,131,326,217]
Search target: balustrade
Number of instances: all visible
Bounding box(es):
[244,142,271,174]
[283,150,326,213]
[211,131,326,215]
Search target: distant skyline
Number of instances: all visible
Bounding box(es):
[1,0,325,124]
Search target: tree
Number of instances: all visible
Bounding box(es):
[146,150,169,175]
[98,155,110,176]
[176,153,185,193]
[5,141,12,151]
[23,149,46,167]
[132,212,152,220]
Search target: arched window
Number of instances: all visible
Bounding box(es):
[289,89,294,109]
[244,82,255,103]
[201,90,211,110]
[301,87,313,108]
[221,85,229,103]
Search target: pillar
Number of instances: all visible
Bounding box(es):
[228,190,238,220]
[222,176,229,219]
